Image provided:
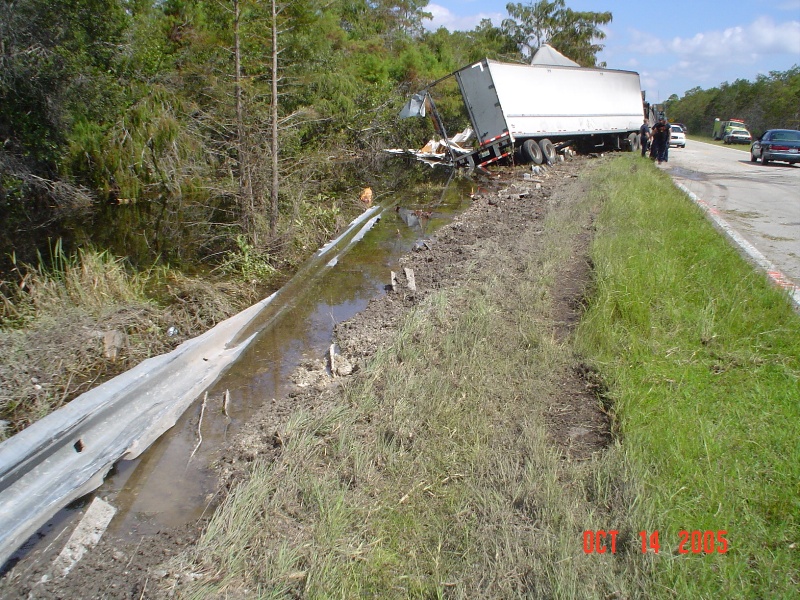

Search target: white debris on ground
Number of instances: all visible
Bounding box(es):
[384,127,475,165]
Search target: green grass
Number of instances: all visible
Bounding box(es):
[175,155,799,598]
[578,155,800,597]
[687,134,750,151]
[177,162,655,599]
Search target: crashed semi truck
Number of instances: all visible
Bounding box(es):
[401,56,646,169]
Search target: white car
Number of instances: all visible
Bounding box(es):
[669,125,686,148]
[724,128,752,145]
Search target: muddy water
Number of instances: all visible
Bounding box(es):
[93,168,475,538]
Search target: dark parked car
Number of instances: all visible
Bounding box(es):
[751,129,800,165]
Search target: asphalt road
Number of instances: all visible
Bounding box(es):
[659,139,800,288]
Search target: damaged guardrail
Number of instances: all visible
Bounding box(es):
[0,205,384,568]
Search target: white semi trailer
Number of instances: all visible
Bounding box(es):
[404,57,646,169]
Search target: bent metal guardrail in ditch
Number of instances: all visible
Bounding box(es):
[0,205,384,568]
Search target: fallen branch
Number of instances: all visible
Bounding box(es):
[223,389,231,419]
[222,389,231,440]
[189,392,208,462]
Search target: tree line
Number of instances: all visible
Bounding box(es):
[10,1,798,280]
[0,0,616,277]
[665,67,800,138]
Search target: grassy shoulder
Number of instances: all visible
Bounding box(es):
[170,154,797,598]
[687,134,750,151]
[175,162,655,599]
[578,155,800,597]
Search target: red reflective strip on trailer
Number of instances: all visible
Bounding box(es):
[480,132,510,147]
[478,151,511,168]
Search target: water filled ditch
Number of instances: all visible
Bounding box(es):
[16,165,476,557]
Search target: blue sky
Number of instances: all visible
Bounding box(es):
[423,0,800,103]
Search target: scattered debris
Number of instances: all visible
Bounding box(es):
[389,269,418,293]
[384,127,475,166]
[42,497,116,581]
[404,268,416,292]
[290,359,329,389]
[223,389,230,419]
[102,330,127,361]
[328,345,354,378]
[334,356,354,377]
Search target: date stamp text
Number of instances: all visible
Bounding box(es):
[582,530,728,554]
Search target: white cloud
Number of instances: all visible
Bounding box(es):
[423,4,504,32]
[626,29,667,55]
[631,16,800,63]
[747,16,800,54]
[421,9,798,100]
[668,17,800,60]
[624,15,799,98]
[640,75,659,94]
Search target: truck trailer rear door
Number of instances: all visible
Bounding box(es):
[455,60,510,146]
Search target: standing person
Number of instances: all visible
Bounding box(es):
[640,119,651,157]
[650,119,668,164]
[658,119,671,163]
[649,119,663,161]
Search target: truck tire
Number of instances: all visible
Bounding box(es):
[627,132,640,152]
[539,139,556,164]
[522,139,543,164]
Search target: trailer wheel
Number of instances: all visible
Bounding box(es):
[522,139,543,164]
[539,139,556,164]
[627,132,640,152]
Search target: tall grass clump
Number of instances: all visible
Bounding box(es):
[1,241,145,325]
[578,155,800,598]
[31,239,148,313]
[0,242,151,436]
[0,240,243,438]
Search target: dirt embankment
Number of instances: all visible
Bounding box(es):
[1,155,611,599]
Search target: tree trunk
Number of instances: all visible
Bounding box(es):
[234,0,256,244]
[269,0,279,238]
